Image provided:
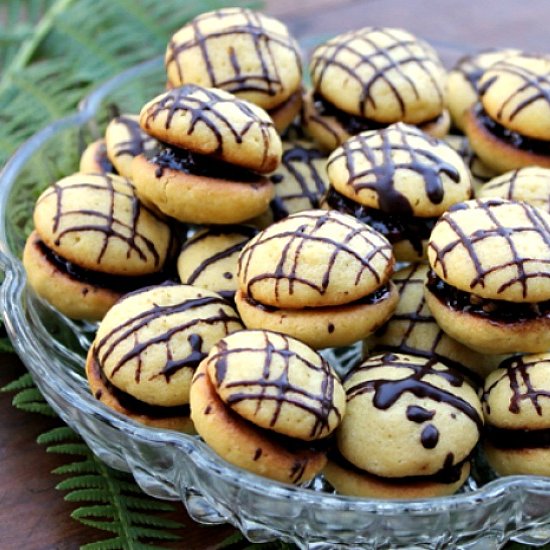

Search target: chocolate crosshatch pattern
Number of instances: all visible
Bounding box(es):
[109,114,158,160]
[310,27,444,118]
[480,55,550,123]
[37,174,167,268]
[208,331,343,440]
[238,210,393,301]
[142,84,275,155]
[428,199,550,299]
[165,7,301,99]
[327,124,462,216]
[94,289,242,385]
[483,355,550,417]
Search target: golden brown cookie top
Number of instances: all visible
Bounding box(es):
[479,54,550,140]
[338,352,483,478]
[310,27,446,123]
[202,329,346,440]
[369,263,502,383]
[165,8,302,110]
[254,139,329,227]
[140,84,282,173]
[33,172,172,276]
[478,167,550,213]
[177,225,258,299]
[238,209,394,308]
[105,114,158,179]
[482,353,550,430]
[93,284,243,407]
[327,124,473,217]
[427,198,550,303]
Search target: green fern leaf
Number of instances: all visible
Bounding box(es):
[11,387,56,416]
[72,504,117,519]
[80,537,126,550]
[52,458,97,475]
[56,474,111,491]
[45,442,92,455]
[0,371,34,392]
[37,425,79,445]
[65,488,114,503]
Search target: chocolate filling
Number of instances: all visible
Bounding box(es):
[473,103,550,156]
[93,356,189,419]
[329,449,469,485]
[38,239,177,293]
[426,270,550,323]
[324,187,436,256]
[145,141,263,183]
[245,283,393,313]
[485,425,550,449]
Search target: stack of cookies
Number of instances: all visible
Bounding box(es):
[20,7,550,496]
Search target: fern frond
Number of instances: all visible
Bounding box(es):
[0,371,34,392]
[45,442,92,455]
[52,458,97,475]
[37,425,79,445]
[11,386,56,416]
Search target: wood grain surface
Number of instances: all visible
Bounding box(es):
[2,0,550,548]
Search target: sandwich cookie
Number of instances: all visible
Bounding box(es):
[190,329,345,483]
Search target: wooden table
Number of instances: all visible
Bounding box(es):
[2,1,550,548]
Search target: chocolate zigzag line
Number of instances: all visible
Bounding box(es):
[483,355,550,416]
[428,199,550,298]
[166,8,300,96]
[238,212,393,300]
[210,331,341,438]
[39,174,164,266]
[311,27,443,117]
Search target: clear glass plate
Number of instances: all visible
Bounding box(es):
[1,55,550,550]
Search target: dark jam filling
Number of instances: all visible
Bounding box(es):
[38,239,177,293]
[145,141,263,183]
[426,270,550,323]
[94,358,189,419]
[329,449,468,485]
[245,284,392,313]
[473,103,550,156]
[324,187,436,256]
[313,93,388,135]
[485,425,550,449]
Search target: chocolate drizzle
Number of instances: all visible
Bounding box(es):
[479,55,550,123]
[427,199,550,299]
[267,142,328,221]
[373,264,484,386]
[94,289,242,384]
[111,115,157,159]
[180,225,258,286]
[209,331,343,439]
[36,174,167,267]
[323,186,436,256]
[93,141,116,174]
[326,124,462,216]
[345,353,483,450]
[142,84,275,168]
[238,211,393,301]
[311,27,444,118]
[483,355,550,416]
[165,8,301,98]
[484,425,550,449]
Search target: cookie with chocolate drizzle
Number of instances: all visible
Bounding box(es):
[190,329,345,484]
[79,139,116,175]
[366,263,505,386]
[324,352,483,498]
[105,114,158,179]
[165,8,302,132]
[23,173,174,321]
[305,27,448,151]
[86,284,243,432]
[426,198,550,354]
[446,48,521,132]
[177,224,258,303]
[132,84,279,224]
[478,166,550,213]
[252,139,329,228]
[325,123,472,261]
[482,353,550,476]
[235,209,398,349]
[465,54,550,173]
